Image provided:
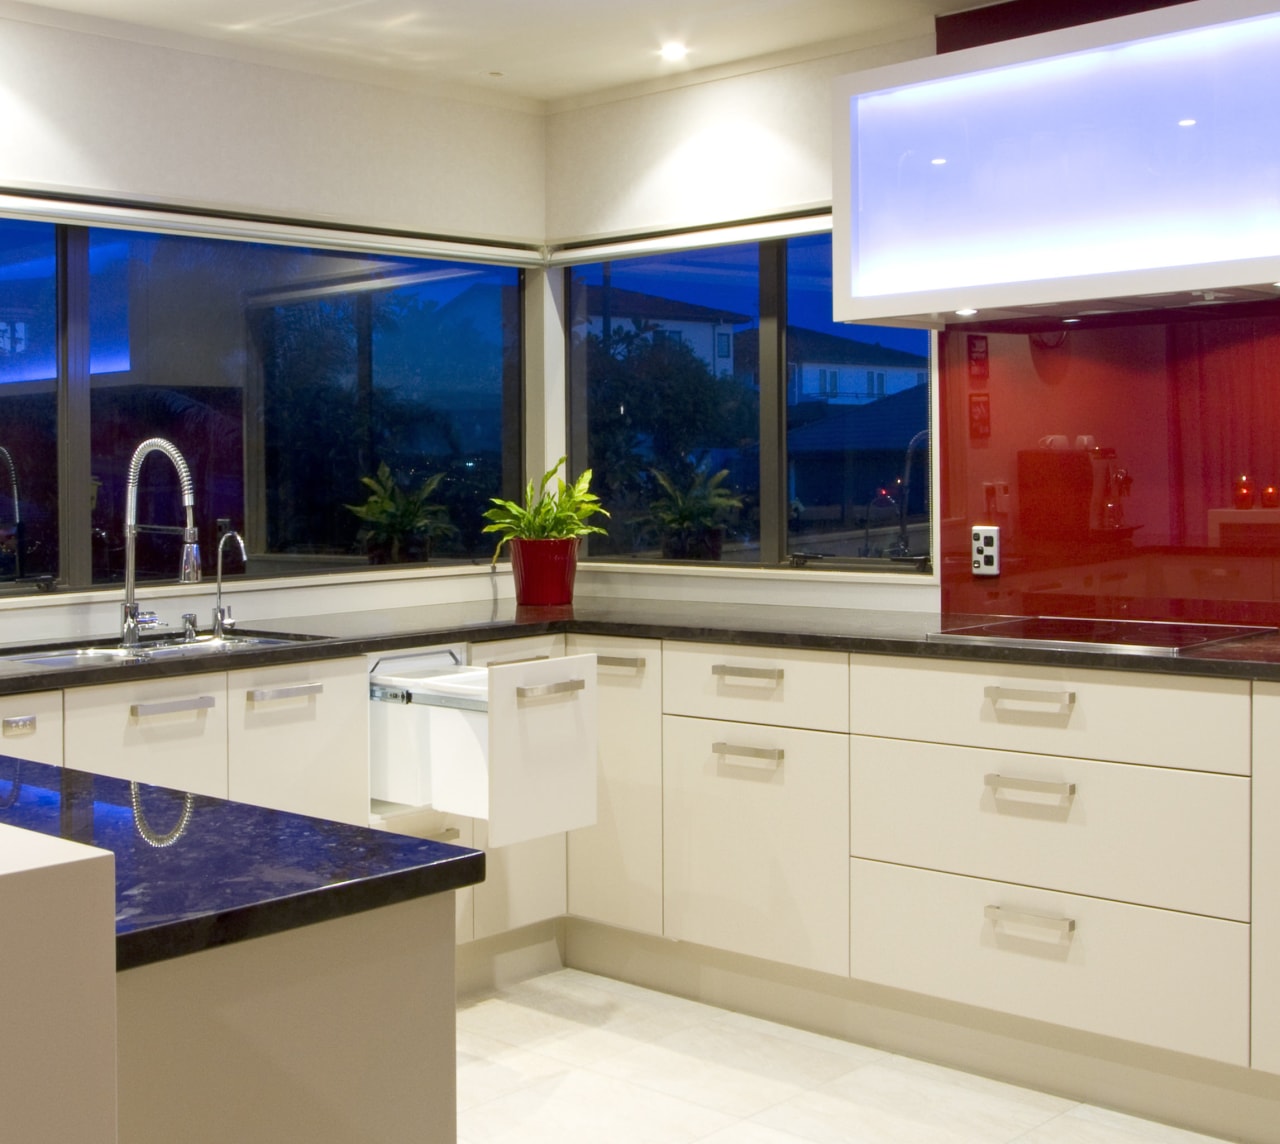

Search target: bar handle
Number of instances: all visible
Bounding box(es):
[247,682,324,703]
[984,773,1076,799]
[984,904,1076,938]
[984,685,1076,714]
[712,741,785,765]
[597,655,646,670]
[131,695,216,718]
[486,654,550,667]
[712,664,784,683]
[516,678,586,700]
[1,715,37,736]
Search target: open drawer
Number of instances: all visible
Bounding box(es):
[369,650,597,848]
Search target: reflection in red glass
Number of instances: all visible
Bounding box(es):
[941,303,1280,625]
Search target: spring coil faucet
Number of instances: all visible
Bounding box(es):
[121,438,201,647]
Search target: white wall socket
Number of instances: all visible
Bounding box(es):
[971,525,1000,576]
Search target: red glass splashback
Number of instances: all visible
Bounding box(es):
[940,302,1280,624]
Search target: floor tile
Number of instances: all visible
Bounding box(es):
[456,1028,572,1112]
[1013,1103,1234,1144]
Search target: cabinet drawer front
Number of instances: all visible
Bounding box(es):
[469,634,566,667]
[850,859,1249,1066]
[663,642,849,732]
[849,655,1249,773]
[0,690,63,766]
[663,715,849,975]
[851,737,1249,920]
[228,657,369,826]
[566,635,663,937]
[64,674,228,798]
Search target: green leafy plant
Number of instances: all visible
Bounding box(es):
[647,465,743,560]
[482,456,609,563]
[345,462,456,563]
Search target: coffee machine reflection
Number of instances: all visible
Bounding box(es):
[1018,440,1133,540]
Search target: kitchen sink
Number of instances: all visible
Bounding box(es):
[10,634,311,670]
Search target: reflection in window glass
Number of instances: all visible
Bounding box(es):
[87,231,519,584]
[569,246,761,562]
[0,220,58,583]
[785,234,931,565]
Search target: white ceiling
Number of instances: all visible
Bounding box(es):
[1,0,980,106]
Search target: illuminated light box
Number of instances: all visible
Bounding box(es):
[832,0,1280,326]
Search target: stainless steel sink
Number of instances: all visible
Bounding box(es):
[11,634,308,670]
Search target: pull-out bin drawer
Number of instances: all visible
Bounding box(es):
[370,652,597,848]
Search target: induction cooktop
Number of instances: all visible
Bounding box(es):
[928,616,1276,656]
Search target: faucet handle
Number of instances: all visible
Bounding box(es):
[182,613,198,641]
[212,605,236,638]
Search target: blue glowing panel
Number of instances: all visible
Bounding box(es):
[837,5,1280,319]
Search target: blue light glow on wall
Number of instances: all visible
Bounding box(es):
[841,6,1280,314]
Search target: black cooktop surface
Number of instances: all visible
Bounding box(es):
[929,616,1277,656]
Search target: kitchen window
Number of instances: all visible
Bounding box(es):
[566,229,933,571]
[0,214,525,593]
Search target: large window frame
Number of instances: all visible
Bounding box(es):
[560,216,937,575]
[0,195,538,595]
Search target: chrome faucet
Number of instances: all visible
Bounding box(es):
[0,446,20,580]
[213,530,246,638]
[121,438,201,647]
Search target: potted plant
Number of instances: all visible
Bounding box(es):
[482,457,609,605]
[345,462,456,564]
[647,464,743,560]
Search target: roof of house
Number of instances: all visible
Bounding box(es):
[581,285,751,326]
[737,326,929,373]
[786,382,929,455]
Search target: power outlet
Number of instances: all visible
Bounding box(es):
[971,525,1000,576]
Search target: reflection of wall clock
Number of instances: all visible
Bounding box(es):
[1030,331,1068,350]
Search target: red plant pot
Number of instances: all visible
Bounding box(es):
[509,537,579,606]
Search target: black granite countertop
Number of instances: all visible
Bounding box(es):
[5,597,1280,692]
[0,755,484,971]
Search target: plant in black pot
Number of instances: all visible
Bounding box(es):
[647,464,743,560]
[345,462,456,564]
[482,457,609,605]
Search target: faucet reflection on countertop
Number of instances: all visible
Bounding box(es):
[121,437,201,647]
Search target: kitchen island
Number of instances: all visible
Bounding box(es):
[0,755,484,1144]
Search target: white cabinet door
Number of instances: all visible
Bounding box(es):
[850,858,1249,1066]
[473,820,565,940]
[0,690,63,766]
[664,642,849,733]
[663,714,849,976]
[851,735,1250,920]
[1253,681,1280,1074]
[469,634,566,666]
[227,656,369,826]
[849,654,1250,774]
[566,635,662,936]
[64,673,228,797]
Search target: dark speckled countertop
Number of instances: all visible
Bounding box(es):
[3,597,1280,694]
[0,755,484,971]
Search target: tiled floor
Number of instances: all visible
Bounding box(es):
[456,969,1232,1144]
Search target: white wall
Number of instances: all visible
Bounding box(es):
[0,14,546,244]
[544,33,934,244]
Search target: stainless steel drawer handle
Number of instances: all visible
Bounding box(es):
[712,741,785,765]
[984,773,1076,799]
[487,654,550,667]
[516,678,586,700]
[248,682,324,703]
[597,655,646,670]
[711,664,784,682]
[1,715,37,736]
[984,685,1076,713]
[984,904,1076,938]
[131,695,216,718]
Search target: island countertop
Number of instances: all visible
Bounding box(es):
[0,754,484,970]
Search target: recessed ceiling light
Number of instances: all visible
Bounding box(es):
[1178,118,1197,127]
[931,157,947,166]
[659,42,688,62]
[1063,318,1082,323]
[955,308,978,317]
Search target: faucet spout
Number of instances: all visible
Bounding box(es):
[122,438,200,648]
[213,530,247,638]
